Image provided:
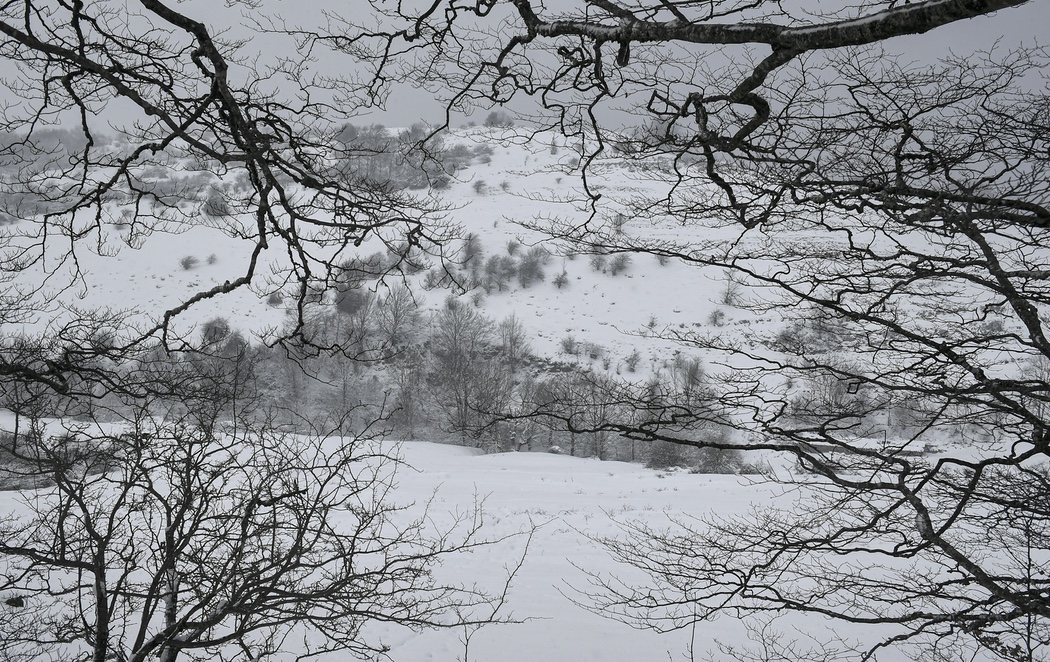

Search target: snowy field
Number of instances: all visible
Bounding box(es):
[0,426,997,662]
[0,430,787,661]
[347,442,819,662]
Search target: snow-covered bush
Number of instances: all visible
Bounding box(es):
[609,254,632,276]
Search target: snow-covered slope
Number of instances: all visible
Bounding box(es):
[434,128,744,368]
[3,127,754,373]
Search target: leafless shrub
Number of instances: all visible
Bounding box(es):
[560,335,578,356]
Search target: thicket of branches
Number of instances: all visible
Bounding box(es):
[287,1,1050,660]
[0,351,520,662]
[0,0,464,400]
[0,3,525,658]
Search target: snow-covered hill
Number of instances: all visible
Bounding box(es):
[3,127,757,376]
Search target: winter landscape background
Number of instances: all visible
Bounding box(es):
[1,1,1048,661]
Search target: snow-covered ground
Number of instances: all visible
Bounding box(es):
[320,440,773,662]
[0,428,981,662]
[0,423,814,661]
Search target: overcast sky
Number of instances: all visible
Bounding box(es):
[299,0,1049,126]
[11,0,1044,132]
